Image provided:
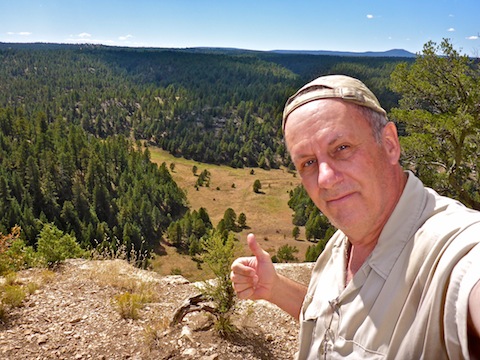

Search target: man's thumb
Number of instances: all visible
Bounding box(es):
[247,233,269,260]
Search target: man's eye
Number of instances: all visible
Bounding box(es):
[338,145,349,151]
[304,159,317,168]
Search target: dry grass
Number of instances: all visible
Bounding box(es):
[86,260,156,296]
[0,271,43,321]
[112,292,144,320]
[85,260,160,320]
[143,316,171,349]
[147,145,312,280]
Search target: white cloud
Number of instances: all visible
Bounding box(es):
[366,14,374,19]
[64,32,139,47]
[447,28,455,32]
[65,35,115,45]
[119,34,133,41]
[467,35,478,40]
[7,31,32,36]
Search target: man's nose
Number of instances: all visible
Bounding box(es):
[317,161,339,189]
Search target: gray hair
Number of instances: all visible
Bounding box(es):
[355,104,388,143]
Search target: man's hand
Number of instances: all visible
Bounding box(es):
[230,233,278,301]
[230,233,308,320]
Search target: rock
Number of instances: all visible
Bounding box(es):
[37,334,48,345]
[182,348,198,357]
[202,354,219,360]
[180,325,195,343]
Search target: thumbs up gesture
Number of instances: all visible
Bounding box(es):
[230,233,278,301]
[230,233,308,320]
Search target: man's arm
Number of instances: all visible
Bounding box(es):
[230,233,307,320]
[269,272,308,320]
[468,280,480,356]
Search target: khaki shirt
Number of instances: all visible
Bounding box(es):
[297,172,480,359]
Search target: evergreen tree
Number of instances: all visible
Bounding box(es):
[292,226,300,240]
[222,208,237,232]
[253,179,262,193]
[390,39,480,210]
[237,212,247,229]
[200,230,238,337]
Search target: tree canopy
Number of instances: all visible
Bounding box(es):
[390,39,480,210]
[0,107,188,257]
[0,43,406,169]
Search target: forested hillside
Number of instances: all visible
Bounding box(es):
[0,43,410,168]
[0,107,188,254]
[0,42,412,260]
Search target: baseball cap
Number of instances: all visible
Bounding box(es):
[282,75,387,132]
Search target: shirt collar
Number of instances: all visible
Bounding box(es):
[368,171,430,279]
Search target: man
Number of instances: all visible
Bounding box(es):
[230,75,480,359]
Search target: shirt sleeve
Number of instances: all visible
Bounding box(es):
[444,241,480,359]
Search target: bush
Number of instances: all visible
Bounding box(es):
[1,284,26,308]
[0,226,39,275]
[272,244,299,263]
[36,223,86,267]
[292,226,300,240]
[200,230,238,337]
[112,292,143,320]
[253,179,262,193]
[4,239,39,272]
[0,282,27,320]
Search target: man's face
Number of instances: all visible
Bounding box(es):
[285,99,400,242]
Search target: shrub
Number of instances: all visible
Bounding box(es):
[36,223,86,267]
[200,231,238,337]
[4,239,39,272]
[1,285,26,308]
[0,279,28,321]
[292,226,300,240]
[253,179,262,193]
[113,292,144,320]
[0,271,47,321]
[273,244,299,263]
[0,226,39,275]
[237,212,247,229]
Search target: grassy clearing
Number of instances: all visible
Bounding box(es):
[147,145,312,280]
[149,246,214,282]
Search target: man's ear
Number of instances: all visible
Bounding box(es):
[382,122,401,165]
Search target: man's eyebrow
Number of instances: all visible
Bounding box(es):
[327,133,345,146]
[291,153,310,163]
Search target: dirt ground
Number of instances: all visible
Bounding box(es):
[0,259,314,360]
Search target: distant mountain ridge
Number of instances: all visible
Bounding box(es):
[271,48,416,58]
[0,42,415,58]
[184,46,416,58]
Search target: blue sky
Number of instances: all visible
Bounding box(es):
[1,0,479,55]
